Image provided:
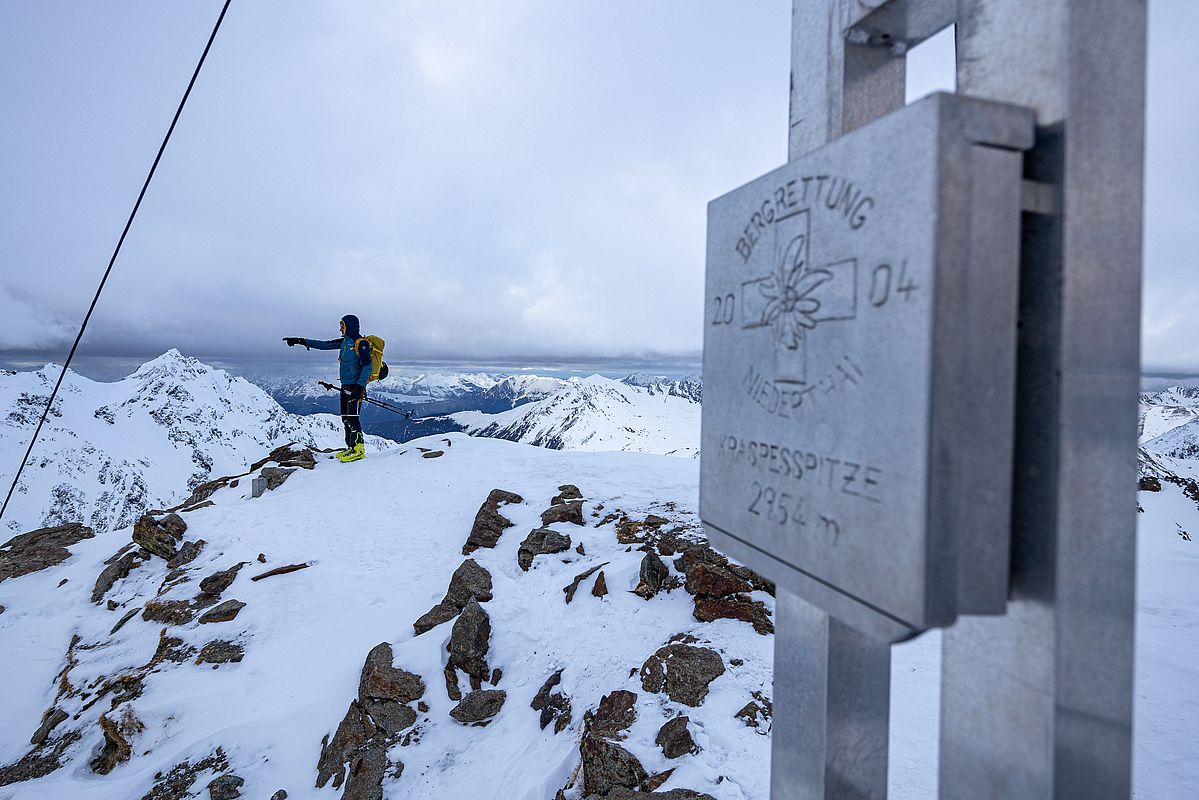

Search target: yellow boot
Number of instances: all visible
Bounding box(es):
[336,442,366,463]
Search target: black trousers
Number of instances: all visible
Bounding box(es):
[339,384,365,448]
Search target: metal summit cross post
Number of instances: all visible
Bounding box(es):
[700,1,1145,798]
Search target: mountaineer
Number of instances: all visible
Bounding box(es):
[284,315,374,462]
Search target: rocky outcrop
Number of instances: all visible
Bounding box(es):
[138,749,229,800]
[198,600,246,624]
[166,539,206,569]
[447,598,492,689]
[143,600,195,626]
[449,689,506,726]
[564,562,609,603]
[591,789,716,800]
[206,774,244,799]
[132,514,187,560]
[251,443,318,472]
[633,551,670,600]
[674,545,774,634]
[693,595,774,635]
[580,735,649,797]
[735,691,773,732]
[359,643,425,705]
[593,570,609,597]
[0,730,83,787]
[518,528,572,571]
[259,466,296,491]
[196,640,244,665]
[92,549,144,603]
[30,709,68,746]
[541,501,585,527]
[199,563,245,597]
[0,523,95,584]
[530,669,572,733]
[89,714,133,775]
[656,716,699,758]
[640,645,725,707]
[413,559,493,635]
[462,489,523,554]
[1139,475,1162,492]
[590,690,637,740]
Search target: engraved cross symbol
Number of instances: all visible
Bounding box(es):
[740,208,857,384]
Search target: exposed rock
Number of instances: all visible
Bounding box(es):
[736,691,773,732]
[564,562,609,603]
[518,528,572,571]
[449,689,507,725]
[531,669,572,733]
[0,729,82,787]
[250,562,310,581]
[580,734,649,797]
[448,598,491,683]
[541,501,585,527]
[359,642,425,704]
[414,559,493,634]
[656,716,699,758]
[598,789,716,800]
[260,466,297,491]
[1139,475,1162,492]
[207,774,245,800]
[444,664,463,702]
[150,632,196,666]
[590,690,637,740]
[341,742,392,800]
[166,539,206,569]
[644,514,670,529]
[633,551,670,599]
[644,769,676,792]
[30,708,68,746]
[422,450,444,459]
[159,513,188,538]
[139,749,229,800]
[258,443,317,470]
[316,702,370,790]
[196,640,244,665]
[199,563,246,596]
[683,562,751,597]
[270,792,288,800]
[90,714,132,775]
[92,550,143,604]
[0,523,95,584]
[675,545,774,596]
[576,543,586,555]
[362,699,417,736]
[491,667,503,686]
[640,645,725,707]
[132,515,180,560]
[552,484,583,505]
[693,595,774,635]
[198,599,246,624]
[592,570,609,597]
[462,489,523,554]
[143,599,195,626]
[412,602,458,636]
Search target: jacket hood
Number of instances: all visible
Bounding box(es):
[341,314,361,339]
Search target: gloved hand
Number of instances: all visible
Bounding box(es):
[283,337,304,347]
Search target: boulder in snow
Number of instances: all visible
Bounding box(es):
[633,551,670,600]
[518,528,572,571]
[0,523,95,584]
[589,690,637,740]
[198,599,246,625]
[640,645,725,707]
[656,716,699,758]
[448,598,492,685]
[449,689,507,726]
[462,489,523,554]
[580,734,649,797]
[531,669,572,733]
[358,643,425,704]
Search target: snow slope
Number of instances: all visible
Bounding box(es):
[0,350,376,536]
[452,375,702,458]
[0,435,772,800]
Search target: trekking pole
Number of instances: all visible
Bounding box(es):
[318,382,413,419]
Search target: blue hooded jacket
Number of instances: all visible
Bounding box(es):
[302,314,373,387]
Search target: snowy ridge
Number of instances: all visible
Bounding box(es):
[0,350,378,535]
[0,435,773,800]
[451,375,702,458]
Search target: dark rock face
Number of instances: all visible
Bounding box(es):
[518,528,572,571]
[341,742,391,800]
[541,502,585,527]
[358,643,425,705]
[0,729,82,787]
[449,689,507,725]
[207,774,244,800]
[198,600,246,624]
[580,734,649,797]
[675,545,774,597]
[448,598,492,683]
[260,466,296,491]
[362,700,417,736]
[199,564,245,596]
[552,484,583,505]
[530,669,572,733]
[413,559,493,634]
[640,645,725,707]
[316,702,370,790]
[138,748,229,800]
[92,550,143,603]
[0,523,95,584]
[633,551,670,599]
[30,708,68,746]
[159,513,188,539]
[684,562,751,597]
[166,539,206,569]
[1139,475,1162,492]
[255,444,317,471]
[90,714,132,775]
[693,595,774,634]
[590,690,637,740]
[593,571,609,597]
[564,562,608,603]
[143,600,195,626]
[462,489,523,555]
[196,640,244,665]
[735,691,773,732]
[656,716,699,759]
[132,515,182,560]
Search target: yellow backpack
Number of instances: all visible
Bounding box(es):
[354,335,387,383]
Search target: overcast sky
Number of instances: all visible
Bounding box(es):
[0,1,1194,371]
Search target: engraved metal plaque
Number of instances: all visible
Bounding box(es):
[701,93,1034,642]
